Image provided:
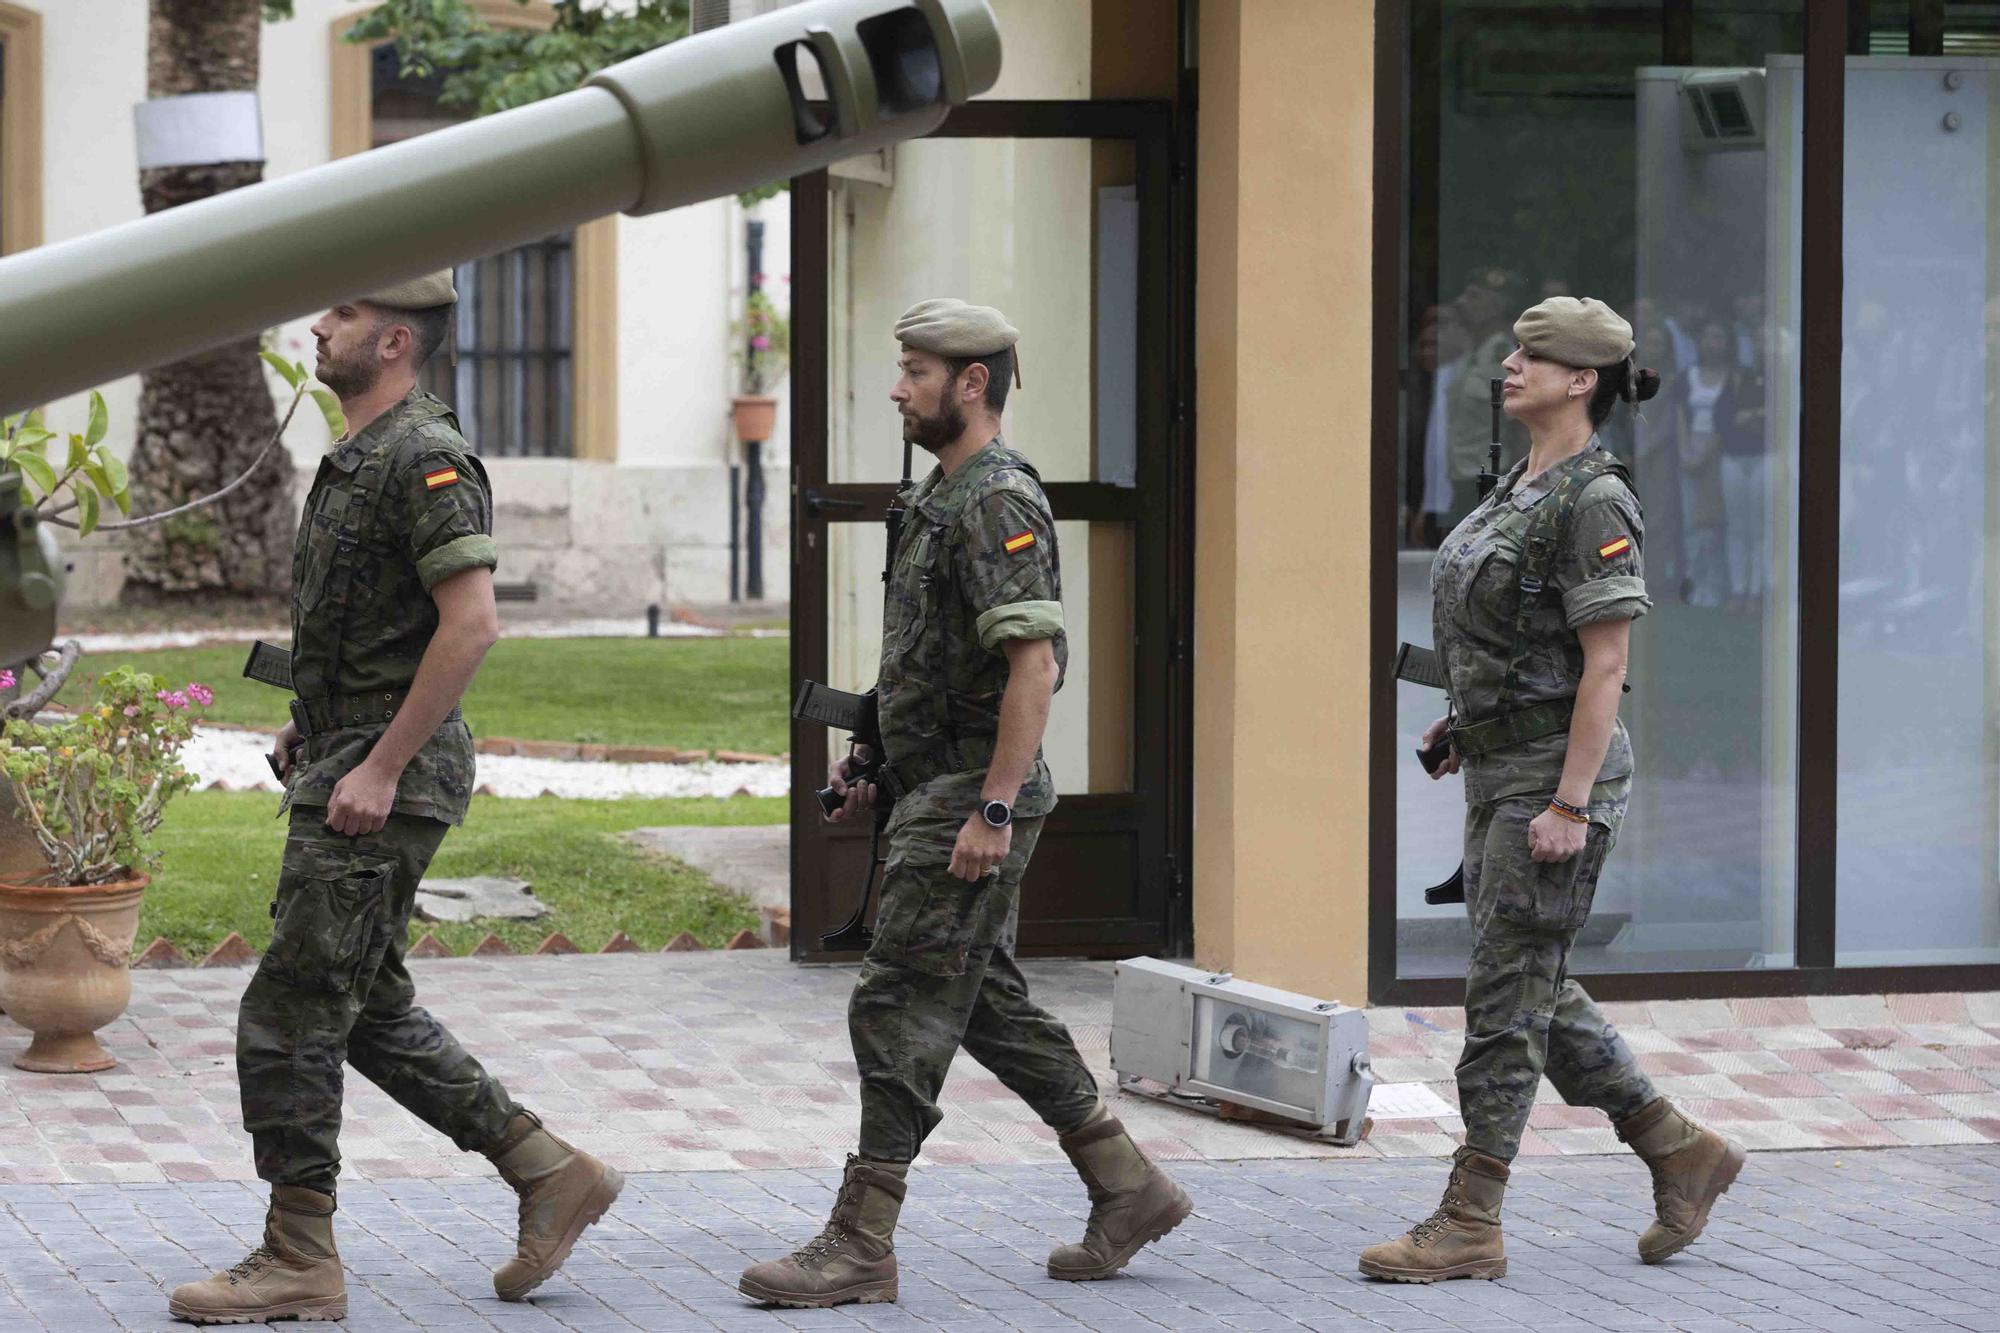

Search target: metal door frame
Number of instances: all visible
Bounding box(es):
[788,99,1188,964]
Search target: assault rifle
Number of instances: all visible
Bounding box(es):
[794,434,917,949]
[1402,378,1507,907]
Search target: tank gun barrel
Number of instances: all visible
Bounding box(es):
[0,0,1000,415]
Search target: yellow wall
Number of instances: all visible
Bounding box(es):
[1194,0,1374,1004]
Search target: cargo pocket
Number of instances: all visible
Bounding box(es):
[261,861,392,995]
[1519,819,1613,932]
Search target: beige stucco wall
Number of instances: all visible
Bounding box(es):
[1194,0,1374,1004]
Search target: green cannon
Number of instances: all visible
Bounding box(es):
[0,0,1001,669]
[0,0,1000,416]
[0,472,63,671]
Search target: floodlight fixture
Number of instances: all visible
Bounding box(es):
[1109,957,1376,1146]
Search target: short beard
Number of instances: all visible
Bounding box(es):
[903,394,965,454]
[316,329,383,401]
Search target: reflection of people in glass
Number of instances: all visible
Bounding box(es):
[1361,298,1743,1284]
[1676,321,1733,607]
[1443,266,1524,518]
[1718,323,1769,610]
[1417,303,1471,544]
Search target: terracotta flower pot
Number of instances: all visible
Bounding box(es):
[732,393,779,443]
[0,872,148,1073]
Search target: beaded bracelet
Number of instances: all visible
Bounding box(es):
[1547,797,1589,824]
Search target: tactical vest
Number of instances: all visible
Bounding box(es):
[290,399,488,706]
[1447,449,1634,759]
[878,452,1042,794]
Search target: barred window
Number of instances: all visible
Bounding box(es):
[372,47,574,458]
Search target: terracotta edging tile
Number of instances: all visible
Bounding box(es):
[408,934,454,959]
[200,933,256,968]
[133,938,189,969]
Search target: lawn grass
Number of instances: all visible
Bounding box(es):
[143,790,785,960]
[70,636,791,753]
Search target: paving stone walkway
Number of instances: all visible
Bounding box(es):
[1,955,1995,1185]
[0,1146,1995,1331]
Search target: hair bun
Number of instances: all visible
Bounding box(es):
[1632,367,1662,403]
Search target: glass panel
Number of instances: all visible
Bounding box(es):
[826,138,1138,487]
[1188,995,1325,1121]
[1836,44,2000,965]
[1397,2,1804,978]
[821,518,1135,796]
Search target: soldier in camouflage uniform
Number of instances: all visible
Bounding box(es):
[739,300,1191,1310]
[1360,298,1744,1285]
[170,272,620,1326]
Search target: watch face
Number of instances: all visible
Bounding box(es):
[982,800,1011,827]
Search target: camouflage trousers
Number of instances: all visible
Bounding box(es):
[1455,783,1658,1162]
[238,809,521,1195]
[849,808,1102,1163]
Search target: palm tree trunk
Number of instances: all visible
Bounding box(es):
[120,0,295,603]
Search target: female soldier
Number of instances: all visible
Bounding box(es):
[1359,297,1744,1283]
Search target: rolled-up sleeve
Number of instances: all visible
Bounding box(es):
[1560,489,1651,627]
[397,448,499,591]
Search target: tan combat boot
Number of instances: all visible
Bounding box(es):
[1615,1097,1746,1264]
[738,1156,907,1308]
[1358,1147,1509,1283]
[485,1111,625,1301]
[1046,1107,1194,1280]
[167,1185,345,1324]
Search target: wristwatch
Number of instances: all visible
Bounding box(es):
[980,799,1013,829]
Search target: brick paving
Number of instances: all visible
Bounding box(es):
[0,955,1995,1184]
[1,954,1998,1327]
[0,1147,1995,1330]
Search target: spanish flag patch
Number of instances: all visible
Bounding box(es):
[1598,535,1632,560]
[1003,530,1037,555]
[424,467,460,491]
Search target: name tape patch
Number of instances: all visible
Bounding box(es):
[1003,530,1037,554]
[424,467,460,491]
[1598,535,1632,560]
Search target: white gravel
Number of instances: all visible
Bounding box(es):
[182,727,790,801]
[72,619,785,655]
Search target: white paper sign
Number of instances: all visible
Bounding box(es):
[1366,1082,1458,1120]
[134,92,264,170]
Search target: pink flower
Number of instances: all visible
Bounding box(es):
[0,669,13,692]
[750,335,770,350]
[123,705,140,717]
[156,689,188,710]
[187,683,214,708]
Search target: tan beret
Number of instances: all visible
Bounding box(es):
[363,269,457,310]
[894,298,1018,358]
[1513,296,1633,368]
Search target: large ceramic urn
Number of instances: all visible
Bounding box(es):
[0,871,147,1072]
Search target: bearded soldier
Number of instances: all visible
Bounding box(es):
[739,300,1193,1309]
[170,273,620,1324]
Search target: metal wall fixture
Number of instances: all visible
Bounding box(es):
[1109,957,1376,1146]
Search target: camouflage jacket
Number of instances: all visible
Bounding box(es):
[284,388,498,827]
[1430,438,1649,802]
[876,437,1067,821]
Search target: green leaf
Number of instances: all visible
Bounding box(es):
[310,389,347,440]
[13,452,57,497]
[66,434,88,473]
[112,482,132,517]
[77,487,99,538]
[83,461,113,495]
[96,447,128,496]
[2,413,21,436]
[84,391,108,448]
[259,349,305,389]
[23,409,43,433]
[13,427,53,456]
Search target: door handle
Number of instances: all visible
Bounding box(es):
[805,489,865,517]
